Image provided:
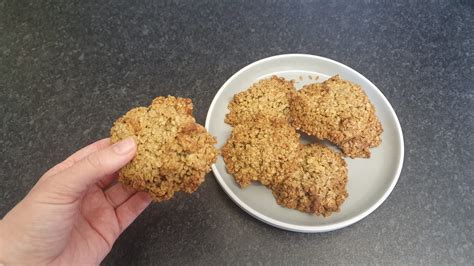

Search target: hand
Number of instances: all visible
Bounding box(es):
[0,138,151,265]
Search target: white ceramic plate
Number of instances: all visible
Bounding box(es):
[205,54,404,233]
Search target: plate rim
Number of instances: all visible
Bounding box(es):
[205,53,405,233]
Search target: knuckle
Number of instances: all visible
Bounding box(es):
[86,153,103,170]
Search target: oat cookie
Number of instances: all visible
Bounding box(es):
[225,75,296,126]
[290,75,383,158]
[110,96,218,201]
[221,117,300,188]
[272,144,348,217]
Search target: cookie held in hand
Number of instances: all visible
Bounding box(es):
[110,96,218,202]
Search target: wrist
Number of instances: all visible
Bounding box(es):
[0,220,14,265]
[0,220,7,264]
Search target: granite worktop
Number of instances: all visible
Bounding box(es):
[1,0,473,264]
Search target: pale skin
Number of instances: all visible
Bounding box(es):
[0,137,151,265]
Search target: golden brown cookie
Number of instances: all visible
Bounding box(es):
[290,75,383,158]
[225,76,296,126]
[110,96,218,201]
[221,117,300,188]
[272,144,348,217]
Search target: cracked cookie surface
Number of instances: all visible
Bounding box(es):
[272,144,348,217]
[290,75,383,158]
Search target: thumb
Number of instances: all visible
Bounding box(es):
[47,137,136,199]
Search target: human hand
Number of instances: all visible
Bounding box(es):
[0,138,151,265]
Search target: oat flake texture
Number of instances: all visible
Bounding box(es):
[225,75,296,126]
[221,117,300,188]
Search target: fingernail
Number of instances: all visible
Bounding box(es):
[112,137,135,155]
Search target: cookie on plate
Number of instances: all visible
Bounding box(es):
[290,75,383,158]
[272,144,348,217]
[225,75,296,126]
[221,117,300,188]
[110,96,218,201]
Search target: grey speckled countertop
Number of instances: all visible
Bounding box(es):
[1,0,473,264]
